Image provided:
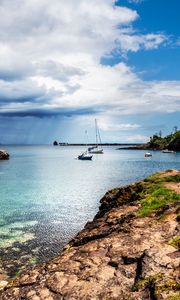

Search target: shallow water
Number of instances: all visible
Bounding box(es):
[0,145,179,275]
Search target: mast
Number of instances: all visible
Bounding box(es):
[97,126,102,149]
[95,119,98,147]
[88,119,103,153]
[85,130,88,152]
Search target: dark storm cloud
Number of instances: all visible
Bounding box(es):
[0,91,48,104]
[0,106,97,118]
[0,70,28,82]
[0,63,35,82]
[0,78,58,106]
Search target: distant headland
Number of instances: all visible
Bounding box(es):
[53,140,142,147]
[117,130,180,152]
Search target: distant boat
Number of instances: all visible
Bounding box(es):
[88,119,104,154]
[162,149,176,153]
[78,131,93,160]
[88,146,96,151]
[78,152,93,160]
[53,140,58,146]
[145,152,152,157]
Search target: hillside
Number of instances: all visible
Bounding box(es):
[148,131,180,151]
[117,131,180,151]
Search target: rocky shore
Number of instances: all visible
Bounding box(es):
[0,170,180,300]
[0,150,9,160]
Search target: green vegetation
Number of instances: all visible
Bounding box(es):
[165,295,180,300]
[134,274,180,299]
[29,257,38,265]
[156,279,180,300]
[168,236,180,249]
[148,130,180,151]
[144,173,180,184]
[136,173,180,217]
[137,188,179,217]
[176,206,180,222]
[164,175,180,183]
[133,274,162,291]
[157,280,180,292]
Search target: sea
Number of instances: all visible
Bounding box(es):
[0,145,180,276]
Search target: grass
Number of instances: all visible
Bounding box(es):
[157,280,180,293]
[144,175,163,184]
[136,176,180,217]
[134,275,180,298]
[176,206,180,222]
[165,295,180,300]
[165,175,180,183]
[133,274,162,291]
[168,236,180,249]
[144,174,180,184]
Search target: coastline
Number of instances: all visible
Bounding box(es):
[117,131,180,152]
[1,170,180,299]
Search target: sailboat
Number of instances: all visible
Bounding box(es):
[78,151,93,160]
[78,131,93,160]
[88,119,104,154]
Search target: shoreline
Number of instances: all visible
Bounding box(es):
[1,169,180,299]
[0,143,142,147]
[117,146,180,151]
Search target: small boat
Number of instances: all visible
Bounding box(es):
[89,147,103,154]
[162,149,176,153]
[78,131,93,160]
[145,152,152,157]
[89,119,104,154]
[88,146,96,151]
[78,152,93,160]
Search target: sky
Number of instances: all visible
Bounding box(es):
[0,0,179,144]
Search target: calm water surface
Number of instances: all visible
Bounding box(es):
[0,145,180,274]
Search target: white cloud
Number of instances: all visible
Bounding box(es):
[98,121,141,131]
[0,0,178,123]
[117,33,167,52]
[37,60,85,82]
[125,134,149,143]
[76,115,141,131]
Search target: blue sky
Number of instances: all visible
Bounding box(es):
[0,0,179,144]
[117,0,180,80]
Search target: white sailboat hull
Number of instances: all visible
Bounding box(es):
[78,154,93,160]
[89,148,103,154]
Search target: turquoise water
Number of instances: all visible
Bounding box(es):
[0,145,180,275]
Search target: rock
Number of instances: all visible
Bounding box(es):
[0,281,8,290]
[0,170,179,299]
[0,150,9,160]
[53,140,59,146]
